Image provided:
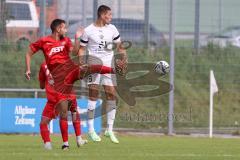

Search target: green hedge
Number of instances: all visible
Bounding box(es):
[1,45,240,129]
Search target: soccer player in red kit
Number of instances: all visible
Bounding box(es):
[38,61,115,150]
[25,19,117,150]
[25,19,81,150]
[38,61,88,150]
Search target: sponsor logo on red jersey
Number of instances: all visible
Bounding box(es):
[49,46,64,56]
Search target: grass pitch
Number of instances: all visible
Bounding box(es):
[0,134,240,160]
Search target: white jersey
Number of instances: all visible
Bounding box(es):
[80,23,121,67]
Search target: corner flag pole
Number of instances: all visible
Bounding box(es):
[209,70,218,138]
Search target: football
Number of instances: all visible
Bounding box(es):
[154,61,170,75]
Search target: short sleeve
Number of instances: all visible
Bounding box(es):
[30,38,43,53]
[80,30,88,46]
[112,25,121,43]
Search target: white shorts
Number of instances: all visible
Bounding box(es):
[87,73,117,86]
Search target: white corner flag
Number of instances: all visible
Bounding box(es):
[209,70,218,138]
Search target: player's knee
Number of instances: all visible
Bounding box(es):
[40,117,51,125]
[87,109,95,119]
[72,111,80,122]
[106,100,117,111]
[89,85,99,98]
[60,110,68,119]
[40,121,48,125]
[105,89,116,100]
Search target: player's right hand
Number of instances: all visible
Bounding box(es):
[25,71,31,80]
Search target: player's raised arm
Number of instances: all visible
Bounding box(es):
[77,29,88,65]
[25,37,42,80]
[25,47,34,80]
[77,45,86,65]
[72,27,84,56]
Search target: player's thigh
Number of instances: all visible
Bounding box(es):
[101,75,117,100]
[41,116,51,125]
[87,74,100,100]
[88,84,100,100]
[101,74,117,86]
[87,73,100,85]
[55,100,69,116]
[69,97,77,112]
[103,85,116,100]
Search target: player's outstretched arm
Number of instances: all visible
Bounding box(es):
[25,48,34,80]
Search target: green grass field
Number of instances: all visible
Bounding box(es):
[0,134,240,160]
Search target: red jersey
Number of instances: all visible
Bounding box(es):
[30,35,72,67]
[39,62,57,103]
[39,61,78,103]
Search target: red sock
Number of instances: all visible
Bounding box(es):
[72,112,81,137]
[59,119,68,143]
[40,123,50,143]
[73,121,81,137]
[90,65,114,74]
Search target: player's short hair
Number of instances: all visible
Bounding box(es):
[50,19,66,33]
[97,5,111,18]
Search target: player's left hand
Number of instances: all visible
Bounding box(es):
[25,70,31,80]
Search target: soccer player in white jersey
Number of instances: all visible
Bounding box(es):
[78,5,127,144]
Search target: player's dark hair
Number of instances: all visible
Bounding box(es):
[97,5,111,18]
[50,19,65,33]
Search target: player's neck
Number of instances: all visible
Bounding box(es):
[51,33,61,41]
[94,19,106,27]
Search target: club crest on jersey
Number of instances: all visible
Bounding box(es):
[49,46,64,56]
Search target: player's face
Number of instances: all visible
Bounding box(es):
[57,23,67,37]
[102,10,112,24]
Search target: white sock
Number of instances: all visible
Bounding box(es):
[63,141,69,146]
[108,124,113,132]
[44,142,52,149]
[88,118,95,133]
[106,100,117,132]
[45,142,51,146]
[87,100,97,133]
[107,109,116,132]
[76,136,82,141]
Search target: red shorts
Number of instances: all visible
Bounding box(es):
[42,101,59,119]
[42,97,78,119]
